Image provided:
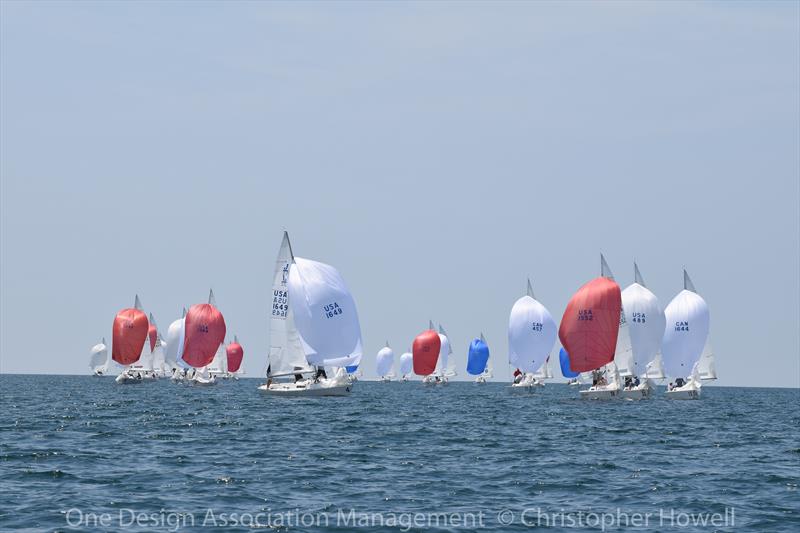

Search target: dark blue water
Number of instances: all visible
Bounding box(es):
[0,375,797,532]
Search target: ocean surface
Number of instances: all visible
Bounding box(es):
[0,375,798,532]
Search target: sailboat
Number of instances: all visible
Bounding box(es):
[258,231,361,396]
[398,351,413,381]
[422,320,440,385]
[559,255,623,399]
[226,336,244,379]
[113,295,155,384]
[559,347,582,386]
[530,354,554,384]
[148,314,168,377]
[663,270,712,399]
[467,334,491,384]
[182,290,227,386]
[619,263,667,399]
[164,307,188,381]
[376,342,395,382]
[508,279,556,393]
[413,323,441,385]
[437,324,457,384]
[89,338,108,376]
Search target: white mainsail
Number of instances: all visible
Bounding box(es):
[644,352,666,379]
[662,270,710,378]
[508,279,556,373]
[376,342,395,378]
[268,232,313,376]
[208,341,228,375]
[89,338,108,373]
[438,324,456,378]
[696,338,717,380]
[621,263,666,377]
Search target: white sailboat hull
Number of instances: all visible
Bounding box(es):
[474,376,487,384]
[666,380,702,400]
[620,380,655,400]
[192,374,217,386]
[580,385,620,400]
[258,379,353,397]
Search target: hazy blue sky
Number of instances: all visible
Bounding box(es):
[1,1,798,386]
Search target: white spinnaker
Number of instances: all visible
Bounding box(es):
[288,256,363,368]
[613,306,634,377]
[398,352,413,376]
[376,345,395,377]
[508,294,556,373]
[90,339,107,372]
[622,282,666,377]
[662,289,710,378]
[164,317,186,368]
[269,232,313,376]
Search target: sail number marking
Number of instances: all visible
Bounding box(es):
[324,302,343,319]
[578,310,593,321]
[272,289,288,318]
[674,321,689,331]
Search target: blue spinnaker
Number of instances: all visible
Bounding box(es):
[466,338,490,376]
[559,348,580,378]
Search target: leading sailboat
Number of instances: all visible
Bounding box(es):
[259,231,361,396]
[559,255,623,399]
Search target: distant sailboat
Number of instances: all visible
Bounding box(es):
[148,313,168,377]
[467,334,491,384]
[376,342,395,382]
[559,255,623,399]
[226,336,244,379]
[164,307,187,380]
[113,295,155,384]
[663,270,712,399]
[559,347,582,386]
[183,289,227,386]
[398,351,413,381]
[508,279,556,393]
[619,263,666,399]
[259,231,360,396]
[89,338,108,376]
[437,324,457,384]
[414,321,441,384]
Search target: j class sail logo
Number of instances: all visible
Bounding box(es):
[674,321,689,332]
[324,302,343,319]
[631,312,647,324]
[531,322,544,331]
[619,310,627,327]
[272,289,288,318]
[578,310,593,321]
[281,264,289,285]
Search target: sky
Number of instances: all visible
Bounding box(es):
[1,1,798,387]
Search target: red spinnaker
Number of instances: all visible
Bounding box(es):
[412,329,441,375]
[112,308,149,365]
[226,342,244,373]
[558,276,621,373]
[182,303,227,368]
[148,324,157,353]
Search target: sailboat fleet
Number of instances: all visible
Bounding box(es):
[90,234,715,400]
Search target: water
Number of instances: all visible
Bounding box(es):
[1,375,798,532]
